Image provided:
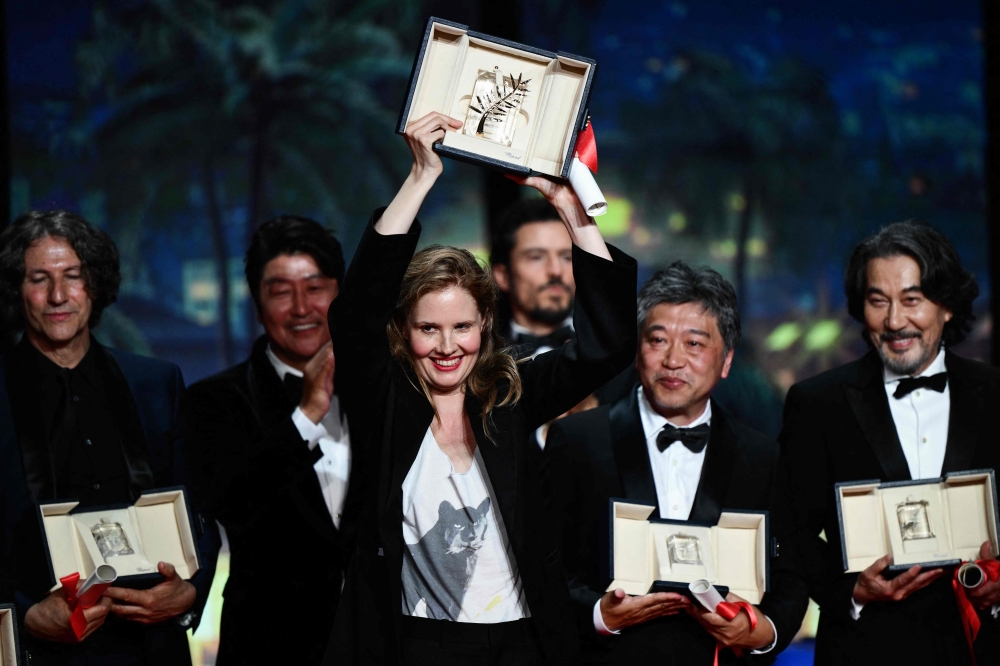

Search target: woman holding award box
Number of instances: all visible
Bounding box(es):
[324,112,637,665]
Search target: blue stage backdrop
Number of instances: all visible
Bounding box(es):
[6,1,988,663]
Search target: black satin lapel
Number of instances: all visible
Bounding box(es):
[99,346,156,496]
[609,388,658,506]
[689,403,737,523]
[248,338,337,540]
[844,355,911,482]
[387,377,434,508]
[469,393,518,532]
[941,355,982,474]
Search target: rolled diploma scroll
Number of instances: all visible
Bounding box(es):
[568,156,608,217]
[76,564,118,608]
[958,561,987,589]
[690,579,726,613]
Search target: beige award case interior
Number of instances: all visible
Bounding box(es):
[398,18,594,178]
[607,501,769,604]
[0,605,18,666]
[837,470,1000,573]
[38,488,200,589]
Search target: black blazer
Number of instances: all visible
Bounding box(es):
[324,212,637,665]
[779,349,1000,666]
[545,388,808,665]
[0,342,219,666]
[184,335,354,665]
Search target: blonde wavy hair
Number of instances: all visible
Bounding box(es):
[387,245,523,437]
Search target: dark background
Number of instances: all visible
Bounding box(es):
[4,1,995,662]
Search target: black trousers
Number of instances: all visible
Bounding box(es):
[399,616,543,666]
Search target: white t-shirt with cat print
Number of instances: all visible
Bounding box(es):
[401,427,529,623]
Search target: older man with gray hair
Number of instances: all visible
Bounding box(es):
[544,261,808,664]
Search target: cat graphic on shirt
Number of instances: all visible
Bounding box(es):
[402,497,491,621]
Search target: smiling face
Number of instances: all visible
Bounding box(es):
[492,221,574,331]
[258,253,339,370]
[637,302,733,425]
[864,254,952,376]
[21,236,94,351]
[408,285,483,396]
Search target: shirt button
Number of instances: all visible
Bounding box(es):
[922,437,927,443]
[85,439,92,446]
[72,396,79,402]
[93,483,100,490]
[915,391,921,397]
[672,504,679,511]
[672,460,678,467]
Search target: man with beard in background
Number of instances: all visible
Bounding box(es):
[780,221,1000,665]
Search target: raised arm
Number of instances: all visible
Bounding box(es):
[507,174,612,261]
[377,112,463,235]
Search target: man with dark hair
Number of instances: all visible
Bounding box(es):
[545,262,808,664]
[0,210,219,665]
[780,221,1000,665]
[490,198,574,352]
[183,215,352,665]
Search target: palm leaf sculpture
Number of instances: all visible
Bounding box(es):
[470,72,531,136]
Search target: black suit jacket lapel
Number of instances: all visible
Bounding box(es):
[247,338,337,542]
[609,387,658,507]
[689,401,738,523]
[941,352,983,474]
[469,392,518,538]
[100,345,156,498]
[844,351,911,482]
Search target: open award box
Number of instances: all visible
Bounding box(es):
[0,604,19,666]
[836,469,1000,574]
[605,500,771,604]
[397,18,595,180]
[37,487,200,590]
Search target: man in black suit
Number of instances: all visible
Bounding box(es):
[184,216,351,665]
[547,262,808,664]
[0,211,219,665]
[780,222,1000,665]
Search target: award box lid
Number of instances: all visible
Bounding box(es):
[835,469,1000,573]
[397,17,596,179]
[36,486,201,591]
[604,499,772,604]
[0,604,21,666]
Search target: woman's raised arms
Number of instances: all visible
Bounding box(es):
[376,112,463,236]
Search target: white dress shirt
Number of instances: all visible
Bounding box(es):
[884,348,949,481]
[594,387,777,652]
[266,346,351,530]
[513,316,574,451]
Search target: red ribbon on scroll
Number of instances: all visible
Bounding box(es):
[711,600,758,666]
[575,120,598,174]
[953,559,1000,666]
[60,571,114,640]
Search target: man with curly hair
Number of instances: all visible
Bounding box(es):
[0,210,219,665]
[780,221,1000,665]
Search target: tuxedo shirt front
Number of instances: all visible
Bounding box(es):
[266,345,351,529]
[883,348,949,480]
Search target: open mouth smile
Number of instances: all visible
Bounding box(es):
[430,356,463,372]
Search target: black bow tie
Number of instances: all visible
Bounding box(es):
[893,372,948,399]
[656,423,711,454]
[283,373,304,405]
[512,325,574,352]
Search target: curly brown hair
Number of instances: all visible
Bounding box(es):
[386,245,522,439]
[0,210,121,332]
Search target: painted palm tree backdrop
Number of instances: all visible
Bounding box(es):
[7,0,989,663]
